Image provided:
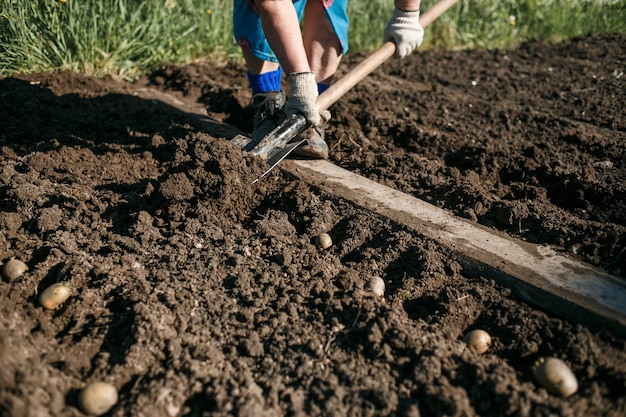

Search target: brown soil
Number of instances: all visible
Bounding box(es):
[1,33,625,417]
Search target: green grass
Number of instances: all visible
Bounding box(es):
[1,0,625,80]
[0,0,235,80]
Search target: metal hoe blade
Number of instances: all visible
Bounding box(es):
[250,114,308,158]
[252,139,308,184]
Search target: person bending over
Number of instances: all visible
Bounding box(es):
[233,0,423,159]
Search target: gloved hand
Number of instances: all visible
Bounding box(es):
[383,8,424,58]
[285,72,330,127]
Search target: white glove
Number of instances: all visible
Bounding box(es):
[285,72,330,127]
[383,8,424,58]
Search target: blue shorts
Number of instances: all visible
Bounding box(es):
[233,0,349,63]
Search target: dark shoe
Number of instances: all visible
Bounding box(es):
[250,91,286,143]
[291,124,329,160]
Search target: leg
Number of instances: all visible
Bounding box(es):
[233,0,283,77]
[302,0,344,85]
[233,0,287,141]
[289,0,347,159]
[242,50,280,75]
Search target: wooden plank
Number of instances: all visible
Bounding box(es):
[285,159,626,337]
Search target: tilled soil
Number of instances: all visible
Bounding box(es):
[1,33,625,417]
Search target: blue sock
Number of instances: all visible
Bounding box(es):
[317,82,330,94]
[247,67,283,95]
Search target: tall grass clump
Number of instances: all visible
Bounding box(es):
[349,0,626,51]
[450,0,626,49]
[1,0,625,79]
[0,0,236,80]
[349,0,626,50]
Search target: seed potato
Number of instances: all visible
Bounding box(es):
[3,258,28,281]
[463,329,492,354]
[38,283,72,310]
[315,233,333,249]
[533,356,578,397]
[368,276,385,297]
[78,381,119,416]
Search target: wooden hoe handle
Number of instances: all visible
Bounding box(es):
[316,0,459,111]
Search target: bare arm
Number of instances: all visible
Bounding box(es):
[394,0,421,11]
[255,0,310,74]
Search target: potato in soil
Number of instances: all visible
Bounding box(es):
[2,258,28,281]
[315,233,333,249]
[38,283,72,310]
[533,356,578,397]
[78,381,119,416]
[463,329,492,354]
[368,276,385,297]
